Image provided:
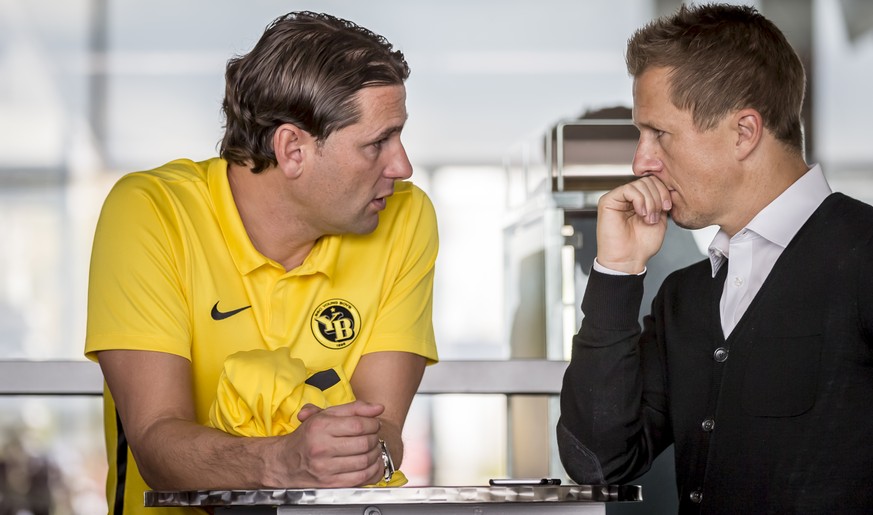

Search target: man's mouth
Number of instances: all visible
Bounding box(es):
[371,194,391,210]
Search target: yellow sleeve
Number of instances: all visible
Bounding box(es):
[366,185,439,364]
[85,173,192,361]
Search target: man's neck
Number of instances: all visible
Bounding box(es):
[720,144,809,238]
[227,163,318,271]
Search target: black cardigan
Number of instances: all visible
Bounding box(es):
[558,193,873,514]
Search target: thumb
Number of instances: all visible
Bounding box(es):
[352,400,385,417]
[332,400,385,418]
[297,403,323,422]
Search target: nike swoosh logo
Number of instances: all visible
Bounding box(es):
[211,302,251,321]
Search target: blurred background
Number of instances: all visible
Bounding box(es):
[1,0,872,513]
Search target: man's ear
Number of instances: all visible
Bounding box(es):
[273,123,312,178]
[734,108,763,161]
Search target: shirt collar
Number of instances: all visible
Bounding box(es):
[707,164,831,276]
[707,231,731,276]
[208,158,339,277]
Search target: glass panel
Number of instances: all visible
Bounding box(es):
[0,186,99,360]
[427,167,509,359]
[425,394,508,485]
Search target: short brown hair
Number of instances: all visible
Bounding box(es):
[626,3,805,152]
[220,11,410,173]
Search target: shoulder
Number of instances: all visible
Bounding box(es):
[354,181,438,262]
[822,192,873,215]
[388,181,434,212]
[813,193,873,244]
[109,158,210,197]
[379,181,437,231]
[98,158,215,234]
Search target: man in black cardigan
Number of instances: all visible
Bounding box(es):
[557,3,873,514]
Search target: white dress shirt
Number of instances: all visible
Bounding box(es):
[708,164,831,336]
[593,164,832,338]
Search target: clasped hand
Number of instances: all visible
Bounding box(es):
[274,400,386,488]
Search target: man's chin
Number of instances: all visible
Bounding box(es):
[671,213,710,231]
[348,215,380,235]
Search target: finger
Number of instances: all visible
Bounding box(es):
[630,176,670,224]
[603,178,657,219]
[305,455,385,488]
[297,403,323,422]
[302,436,383,475]
[323,400,385,419]
[303,412,383,440]
[639,174,672,211]
[331,416,382,438]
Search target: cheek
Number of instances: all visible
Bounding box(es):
[672,146,714,181]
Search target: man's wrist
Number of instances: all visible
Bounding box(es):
[593,257,647,276]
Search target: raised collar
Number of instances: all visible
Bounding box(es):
[207,158,340,277]
[707,164,831,277]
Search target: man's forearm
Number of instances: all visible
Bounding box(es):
[558,270,653,483]
[134,401,388,490]
[350,351,426,473]
[133,416,283,490]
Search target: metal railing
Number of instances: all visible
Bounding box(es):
[0,359,567,396]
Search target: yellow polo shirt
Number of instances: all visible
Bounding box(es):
[85,158,438,515]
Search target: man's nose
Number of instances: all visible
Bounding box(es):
[385,142,413,180]
[631,138,662,177]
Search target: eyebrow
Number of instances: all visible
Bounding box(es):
[370,113,409,142]
[632,118,650,130]
[634,120,662,133]
[374,125,403,141]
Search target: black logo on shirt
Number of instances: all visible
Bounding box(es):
[211,302,251,320]
[311,299,360,349]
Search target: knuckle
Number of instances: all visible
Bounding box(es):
[353,436,371,455]
[351,453,372,471]
[348,418,366,434]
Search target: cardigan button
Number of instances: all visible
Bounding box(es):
[701,418,715,432]
[713,347,729,362]
[689,490,703,503]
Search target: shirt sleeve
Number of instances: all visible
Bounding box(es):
[557,269,670,484]
[364,186,439,364]
[85,173,192,362]
[592,258,647,276]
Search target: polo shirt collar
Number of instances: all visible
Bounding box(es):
[207,158,340,277]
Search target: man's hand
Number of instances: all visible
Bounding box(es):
[269,400,387,488]
[596,175,672,274]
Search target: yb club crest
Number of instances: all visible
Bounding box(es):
[311,299,361,349]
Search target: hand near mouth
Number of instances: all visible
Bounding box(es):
[594,174,673,274]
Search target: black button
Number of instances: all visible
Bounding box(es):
[690,490,703,503]
[701,418,715,432]
[713,347,729,362]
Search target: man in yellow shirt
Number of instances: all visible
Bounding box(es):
[84,11,438,515]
